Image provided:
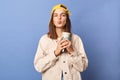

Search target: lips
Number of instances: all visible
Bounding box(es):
[57,21,62,24]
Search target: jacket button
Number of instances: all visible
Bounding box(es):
[63,61,66,63]
[65,72,67,74]
[71,65,73,67]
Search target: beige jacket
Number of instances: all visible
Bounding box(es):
[34,34,88,80]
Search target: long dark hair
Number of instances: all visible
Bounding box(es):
[48,13,71,39]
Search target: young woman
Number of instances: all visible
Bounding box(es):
[34,4,88,80]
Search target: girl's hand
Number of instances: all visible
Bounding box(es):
[54,39,67,56]
[65,40,74,54]
[54,39,74,56]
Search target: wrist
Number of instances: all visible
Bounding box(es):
[67,46,74,54]
[54,49,60,57]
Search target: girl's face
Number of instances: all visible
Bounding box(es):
[53,8,67,28]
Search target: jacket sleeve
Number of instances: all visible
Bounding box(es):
[68,36,88,72]
[34,36,58,73]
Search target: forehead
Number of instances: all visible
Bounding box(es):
[53,8,66,14]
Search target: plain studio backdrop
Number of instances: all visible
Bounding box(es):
[0,0,120,80]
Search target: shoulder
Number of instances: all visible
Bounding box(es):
[71,33,82,40]
[71,33,85,46]
[40,34,49,39]
[38,34,52,48]
[39,34,51,43]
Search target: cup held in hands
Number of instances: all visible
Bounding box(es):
[62,32,71,41]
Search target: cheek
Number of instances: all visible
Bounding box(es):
[62,19,67,24]
[52,20,56,25]
[62,17,67,22]
[53,17,57,23]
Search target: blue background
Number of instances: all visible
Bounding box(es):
[0,0,120,80]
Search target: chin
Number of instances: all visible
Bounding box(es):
[56,25,64,28]
[56,26,64,28]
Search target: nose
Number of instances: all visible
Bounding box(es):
[58,15,61,19]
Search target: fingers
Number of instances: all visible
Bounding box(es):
[55,39,73,56]
[56,39,71,50]
[60,39,71,49]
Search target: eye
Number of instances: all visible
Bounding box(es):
[53,13,58,17]
[61,13,66,17]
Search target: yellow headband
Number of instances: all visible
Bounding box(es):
[51,4,71,16]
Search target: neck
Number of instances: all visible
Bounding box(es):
[56,28,64,38]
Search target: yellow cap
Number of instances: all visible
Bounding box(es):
[51,4,71,16]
